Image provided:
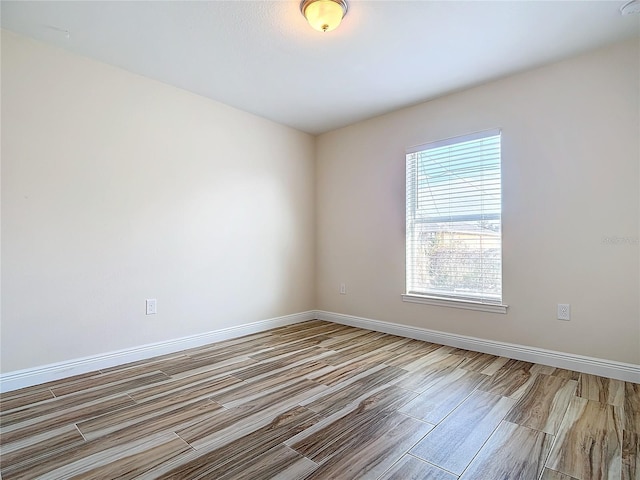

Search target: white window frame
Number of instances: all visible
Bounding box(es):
[403,129,508,314]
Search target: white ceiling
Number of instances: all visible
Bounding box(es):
[2,1,638,134]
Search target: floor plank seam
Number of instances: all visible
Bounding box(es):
[454,409,513,478]
[406,453,460,476]
[72,422,87,439]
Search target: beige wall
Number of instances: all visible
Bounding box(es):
[1,31,316,372]
[316,39,640,364]
[2,30,638,374]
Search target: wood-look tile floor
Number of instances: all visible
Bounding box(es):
[1,320,638,479]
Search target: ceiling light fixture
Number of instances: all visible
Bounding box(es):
[620,0,640,15]
[300,0,348,33]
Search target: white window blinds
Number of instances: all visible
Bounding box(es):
[406,129,502,305]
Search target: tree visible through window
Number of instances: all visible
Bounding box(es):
[406,130,502,304]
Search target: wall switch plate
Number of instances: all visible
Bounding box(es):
[557,304,570,321]
[339,283,346,295]
[146,299,157,315]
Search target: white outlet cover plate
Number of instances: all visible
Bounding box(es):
[557,303,570,321]
[146,299,157,315]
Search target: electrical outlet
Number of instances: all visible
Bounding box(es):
[146,299,157,315]
[339,283,346,295]
[557,304,570,321]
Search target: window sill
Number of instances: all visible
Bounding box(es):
[402,294,508,314]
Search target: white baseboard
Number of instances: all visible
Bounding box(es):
[3,309,637,393]
[315,310,640,383]
[0,311,315,393]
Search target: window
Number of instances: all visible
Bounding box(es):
[404,129,506,313]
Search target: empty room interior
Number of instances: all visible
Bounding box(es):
[1,1,639,479]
